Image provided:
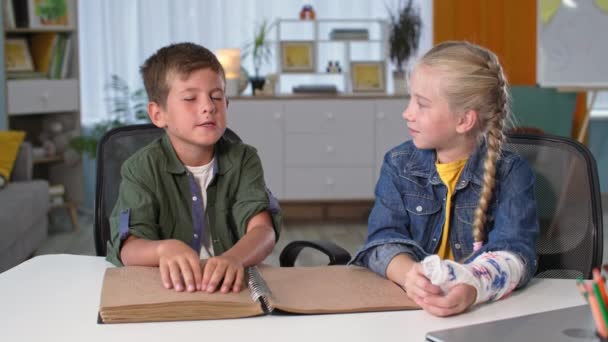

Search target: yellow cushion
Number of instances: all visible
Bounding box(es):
[0,131,26,181]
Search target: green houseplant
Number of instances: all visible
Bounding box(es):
[70,75,148,158]
[387,0,422,94]
[242,19,275,95]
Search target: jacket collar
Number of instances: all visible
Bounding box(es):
[160,132,233,176]
[405,140,488,187]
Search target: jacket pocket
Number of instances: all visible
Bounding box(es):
[403,194,442,244]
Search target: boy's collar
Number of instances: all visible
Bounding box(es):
[161,133,232,175]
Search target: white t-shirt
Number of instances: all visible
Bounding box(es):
[185,158,215,259]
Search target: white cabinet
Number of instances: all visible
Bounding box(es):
[228,100,284,198]
[374,99,411,181]
[7,79,79,115]
[229,97,410,201]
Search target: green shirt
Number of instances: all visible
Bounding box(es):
[106,133,282,266]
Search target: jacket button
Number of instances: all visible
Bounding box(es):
[416,205,422,212]
[192,196,198,201]
[454,243,461,249]
[193,234,199,239]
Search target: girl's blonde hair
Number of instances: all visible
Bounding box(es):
[419,41,511,247]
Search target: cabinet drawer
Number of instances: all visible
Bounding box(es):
[284,167,375,200]
[8,79,79,115]
[284,100,374,134]
[285,132,373,166]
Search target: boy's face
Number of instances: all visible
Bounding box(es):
[150,68,227,154]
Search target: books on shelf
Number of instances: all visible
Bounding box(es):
[8,33,72,79]
[329,28,369,40]
[292,84,338,94]
[8,0,74,29]
[98,264,418,323]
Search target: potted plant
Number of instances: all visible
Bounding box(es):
[387,0,422,94]
[242,19,275,95]
[70,75,148,158]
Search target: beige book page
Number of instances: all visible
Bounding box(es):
[259,265,419,314]
[100,266,259,310]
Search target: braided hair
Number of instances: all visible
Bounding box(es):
[419,41,511,249]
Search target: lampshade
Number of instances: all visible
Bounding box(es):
[216,48,241,80]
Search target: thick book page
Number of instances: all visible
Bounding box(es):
[99,267,263,323]
[259,265,419,314]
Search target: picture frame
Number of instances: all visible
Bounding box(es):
[27,0,73,28]
[280,41,315,73]
[5,38,34,72]
[350,61,386,93]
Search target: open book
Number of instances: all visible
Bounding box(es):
[98,265,418,323]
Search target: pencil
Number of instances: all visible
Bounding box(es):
[577,278,589,302]
[587,283,608,338]
[594,269,608,304]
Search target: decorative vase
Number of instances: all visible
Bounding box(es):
[250,76,266,96]
[393,70,409,95]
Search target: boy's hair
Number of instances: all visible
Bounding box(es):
[140,42,226,108]
[419,41,511,247]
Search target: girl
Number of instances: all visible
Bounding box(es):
[351,41,539,316]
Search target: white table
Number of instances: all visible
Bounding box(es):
[0,254,586,342]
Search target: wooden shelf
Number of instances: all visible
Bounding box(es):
[6,27,76,34]
[33,155,64,165]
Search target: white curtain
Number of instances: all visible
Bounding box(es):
[78,0,433,124]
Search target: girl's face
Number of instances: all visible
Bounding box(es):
[402,64,472,162]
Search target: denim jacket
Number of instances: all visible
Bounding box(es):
[351,140,539,288]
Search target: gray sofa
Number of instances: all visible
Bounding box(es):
[0,142,49,273]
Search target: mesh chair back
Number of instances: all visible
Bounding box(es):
[94,124,241,256]
[505,133,603,279]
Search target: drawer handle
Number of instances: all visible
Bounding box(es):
[326,145,334,153]
[274,112,282,120]
[325,177,334,186]
[40,93,49,105]
[325,112,334,120]
[377,112,385,119]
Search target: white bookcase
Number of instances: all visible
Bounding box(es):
[3,0,83,205]
[273,18,388,94]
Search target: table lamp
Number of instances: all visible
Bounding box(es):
[216,48,241,97]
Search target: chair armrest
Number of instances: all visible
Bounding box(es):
[11,142,33,181]
[279,240,351,267]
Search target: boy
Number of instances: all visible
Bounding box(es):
[106,42,281,295]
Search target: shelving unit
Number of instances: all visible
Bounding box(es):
[3,0,83,205]
[273,18,388,94]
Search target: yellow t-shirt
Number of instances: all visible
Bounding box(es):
[435,158,468,260]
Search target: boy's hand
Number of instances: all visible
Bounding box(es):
[201,255,245,293]
[413,284,477,317]
[157,239,202,292]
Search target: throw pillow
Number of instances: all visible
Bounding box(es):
[0,130,26,181]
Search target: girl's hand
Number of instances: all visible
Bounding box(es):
[201,255,245,293]
[403,263,442,300]
[414,284,477,317]
[157,239,202,292]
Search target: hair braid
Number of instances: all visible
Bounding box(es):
[471,52,509,248]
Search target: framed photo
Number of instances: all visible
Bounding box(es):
[350,61,386,93]
[280,41,315,73]
[5,38,34,72]
[28,0,73,28]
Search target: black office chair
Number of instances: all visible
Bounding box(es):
[506,133,603,279]
[281,133,604,279]
[93,124,351,264]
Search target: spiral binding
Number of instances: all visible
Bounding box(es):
[246,266,273,313]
